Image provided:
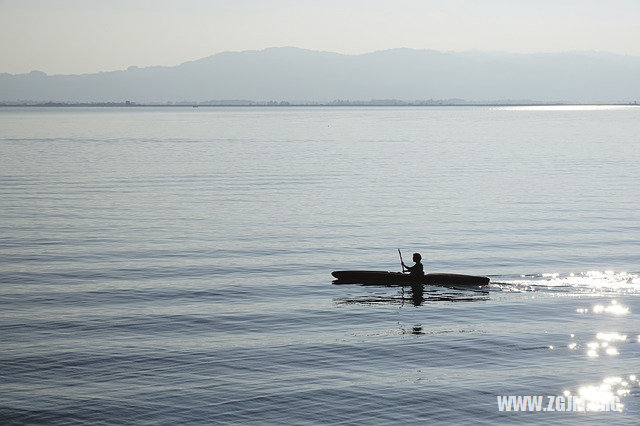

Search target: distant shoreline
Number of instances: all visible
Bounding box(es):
[1,102,639,108]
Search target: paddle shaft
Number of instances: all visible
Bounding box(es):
[398,249,404,272]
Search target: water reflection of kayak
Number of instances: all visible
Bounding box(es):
[331,270,490,288]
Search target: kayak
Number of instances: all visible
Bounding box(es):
[331,270,490,288]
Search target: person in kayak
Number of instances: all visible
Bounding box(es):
[402,253,424,276]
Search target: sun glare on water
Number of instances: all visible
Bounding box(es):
[576,300,630,316]
[562,375,640,412]
[502,271,640,295]
[496,105,639,111]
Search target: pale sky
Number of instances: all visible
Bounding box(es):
[1,0,640,75]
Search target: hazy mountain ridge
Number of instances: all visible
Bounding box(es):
[2,47,640,103]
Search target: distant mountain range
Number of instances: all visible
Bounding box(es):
[2,47,640,103]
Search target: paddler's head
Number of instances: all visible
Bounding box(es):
[412,253,422,262]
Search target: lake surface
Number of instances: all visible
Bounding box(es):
[1,106,639,424]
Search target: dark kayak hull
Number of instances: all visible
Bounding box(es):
[331,270,490,288]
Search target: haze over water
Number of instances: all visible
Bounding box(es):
[1,106,639,424]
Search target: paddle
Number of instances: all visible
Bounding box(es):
[398,248,405,273]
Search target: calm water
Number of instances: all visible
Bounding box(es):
[1,106,639,425]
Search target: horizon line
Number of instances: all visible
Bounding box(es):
[2,101,639,108]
